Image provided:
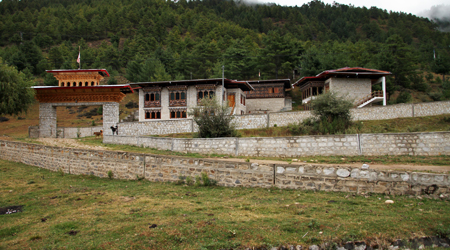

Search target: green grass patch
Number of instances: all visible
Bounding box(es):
[0,159,449,249]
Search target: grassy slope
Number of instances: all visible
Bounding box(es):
[0,159,449,249]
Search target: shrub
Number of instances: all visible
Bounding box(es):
[107,170,113,179]
[58,168,65,176]
[185,176,194,186]
[96,106,103,115]
[189,97,238,138]
[175,175,185,185]
[396,91,412,103]
[192,173,217,186]
[288,121,310,135]
[294,91,354,135]
[311,91,353,123]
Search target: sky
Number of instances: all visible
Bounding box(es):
[253,0,449,17]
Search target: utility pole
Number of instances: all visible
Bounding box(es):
[222,65,225,105]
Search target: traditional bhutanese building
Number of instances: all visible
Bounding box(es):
[130,79,253,121]
[37,69,133,103]
[244,79,292,113]
[32,69,133,138]
[293,67,392,108]
[46,69,110,87]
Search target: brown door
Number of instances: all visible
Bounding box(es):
[227,94,235,114]
[227,94,235,107]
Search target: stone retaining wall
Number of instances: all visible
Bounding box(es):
[0,140,448,195]
[38,101,450,138]
[104,131,450,157]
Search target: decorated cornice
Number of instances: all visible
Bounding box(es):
[167,85,188,91]
[195,84,217,90]
[143,87,162,92]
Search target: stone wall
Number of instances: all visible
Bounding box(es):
[1,140,448,195]
[104,131,450,157]
[234,114,267,129]
[246,98,286,113]
[118,119,196,136]
[33,100,450,138]
[330,78,372,103]
[58,126,103,138]
[39,103,57,138]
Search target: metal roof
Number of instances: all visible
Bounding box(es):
[46,69,110,77]
[32,84,134,93]
[293,67,392,87]
[246,79,292,89]
[130,78,254,91]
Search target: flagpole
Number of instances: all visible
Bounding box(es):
[77,46,81,69]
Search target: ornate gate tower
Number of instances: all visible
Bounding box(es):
[33,69,133,138]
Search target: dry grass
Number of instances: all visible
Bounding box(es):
[1,160,449,249]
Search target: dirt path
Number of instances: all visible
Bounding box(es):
[14,138,450,173]
[36,138,108,151]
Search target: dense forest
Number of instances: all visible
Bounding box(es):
[1,0,450,103]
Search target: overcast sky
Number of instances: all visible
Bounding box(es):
[254,0,449,17]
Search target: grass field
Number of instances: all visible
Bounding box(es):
[1,159,449,250]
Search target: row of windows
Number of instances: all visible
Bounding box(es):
[170,110,187,119]
[145,109,187,119]
[145,93,160,102]
[198,90,214,99]
[170,91,186,100]
[145,110,161,119]
[61,81,96,87]
[144,90,218,107]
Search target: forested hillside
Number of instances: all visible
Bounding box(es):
[1,0,450,103]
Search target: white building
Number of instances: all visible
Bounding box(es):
[131,79,253,121]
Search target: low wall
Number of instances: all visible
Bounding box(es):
[104,131,450,157]
[30,100,450,138]
[29,126,104,138]
[0,140,448,195]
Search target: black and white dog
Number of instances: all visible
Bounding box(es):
[110,125,118,135]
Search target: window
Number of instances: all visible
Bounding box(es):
[170,109,187,119]
[168,86,187,107]
[245,84,284,99]
[78,82,82,86]
[85,82,88,86]
[196,85,216,105]
[198,90,214,100]
[240,94,246,106]
[91,81,95,86]
[145,110,161,120]
[144,88,161,108]
[61,82,65,87]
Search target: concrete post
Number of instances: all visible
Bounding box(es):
[39,103,57,138]
[382,76,386,106]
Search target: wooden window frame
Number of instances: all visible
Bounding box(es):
[145,109,161,120]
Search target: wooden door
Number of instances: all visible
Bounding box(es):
[227,94,235,115]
